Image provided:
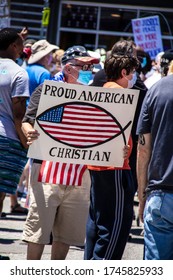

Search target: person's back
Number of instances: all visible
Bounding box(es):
[26,63,51,94]
[139,75,173,189]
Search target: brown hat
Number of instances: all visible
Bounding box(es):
[28,39,59,64]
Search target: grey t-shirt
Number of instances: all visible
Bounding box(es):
[0,58,30,141]
[137,74,173,191]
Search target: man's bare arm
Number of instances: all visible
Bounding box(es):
[136,133,152,222]
[12,96,28,149]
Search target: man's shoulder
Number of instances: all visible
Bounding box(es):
[53,71,65,82]
[147,75,172,95]
[26,63,47,72]
[91,69,106,87]
[2,59,29,79]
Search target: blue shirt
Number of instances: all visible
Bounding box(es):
[26,64,51,95]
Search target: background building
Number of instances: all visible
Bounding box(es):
[3,0,173,52]
[0,0,10,29]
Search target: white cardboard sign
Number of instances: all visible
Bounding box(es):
[28,80,139,167]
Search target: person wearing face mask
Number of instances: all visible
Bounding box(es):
[124,70,137,88]
[84,52,140,260]
[21,45,99,260]
[26,39,59,96]
[16,38,37,68]
[53,45,97,85]
[136,47,152,82]
[91,40,148,198]
[144,51,164,89]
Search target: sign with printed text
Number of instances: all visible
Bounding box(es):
[132,15,163,59]
[28,80,139,167]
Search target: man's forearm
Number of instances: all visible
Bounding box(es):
[136,133,151,203]
[14,118,28,149]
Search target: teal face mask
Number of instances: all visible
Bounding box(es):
[141,57,147,68]
[77,70,92,85]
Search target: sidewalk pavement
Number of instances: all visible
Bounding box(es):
[0,195,144,260]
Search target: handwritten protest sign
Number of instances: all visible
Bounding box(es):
[132,15,163,59]
[28,80,139,167]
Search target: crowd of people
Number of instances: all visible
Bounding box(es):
[1,26,173,260]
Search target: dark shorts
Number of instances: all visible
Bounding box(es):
[0,135,27,194]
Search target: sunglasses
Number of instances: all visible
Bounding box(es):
[70,64,94,71]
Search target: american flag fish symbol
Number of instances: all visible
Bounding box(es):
[36,102,131,148]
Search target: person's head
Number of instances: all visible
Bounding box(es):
[111,39,136,57]
[61,45,100,85]
[53,49,65,63]
[16,38,37,66]
[28,39,59,69]
[104,52,140,88]
[95,48,106,63]
[152,51,164,73]
[136,47,152,75]
[23,38,37,60]
[167,60,173,75]
[52,49,65,72]
[0,27,24,61]
[160,49,173,76]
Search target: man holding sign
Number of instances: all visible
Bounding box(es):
[21,46,99,259]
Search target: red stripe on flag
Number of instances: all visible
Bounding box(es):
[66,105,100,111]
[41,123,117,133]
[77,165,87,186]
[72,164,79,186]
[59,163,66,185]
[38,161,87,186]
[52,162,59,184]
[62,116,114,122]
[45,130,114,138]
[45,161,53,182]
[66,164,73,185]
[38,160,46,182]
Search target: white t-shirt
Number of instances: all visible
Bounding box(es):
[0,58,30,141]
[144,71,161,89]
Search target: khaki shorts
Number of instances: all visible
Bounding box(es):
[22,163,90,246]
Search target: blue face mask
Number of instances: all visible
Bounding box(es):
[125,72,137,89]
[77,70,92,85]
